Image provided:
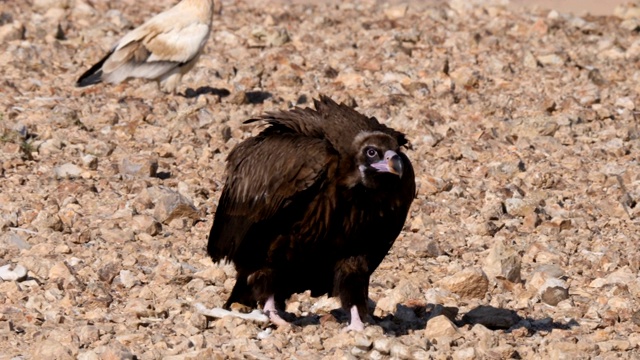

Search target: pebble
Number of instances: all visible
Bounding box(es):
[30,339,74,360]
[152,187,200,224]
[0,263,28,281]
[1,231,31,250]
[54,163,83,179]
[119,155,158,177]
[372,337,391,354]
[81,154,98,170]
[424,315,460,341]
[540,279,570,306]
[0,21,24,42]
[537,53,564,66]
[483,240,522,283]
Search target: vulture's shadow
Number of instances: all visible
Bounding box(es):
[182,86,231,99]
[245,91,272,104]
[370,303,580,337]
[279,303,579,337]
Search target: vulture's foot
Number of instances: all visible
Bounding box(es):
[342,305,365,332]
[264,295,290,327]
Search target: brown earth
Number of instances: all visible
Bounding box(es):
[1,0,640,359]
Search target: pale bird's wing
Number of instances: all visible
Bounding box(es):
[77,0,214,88]
[101,2,211,82]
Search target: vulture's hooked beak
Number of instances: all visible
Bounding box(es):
[371,150,403,178]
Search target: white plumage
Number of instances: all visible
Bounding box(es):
[76,0,215,93]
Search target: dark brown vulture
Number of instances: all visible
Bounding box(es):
[207,96,416,331]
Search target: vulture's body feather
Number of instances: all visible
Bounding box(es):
[208,96,416,330]
[76,0,214,93]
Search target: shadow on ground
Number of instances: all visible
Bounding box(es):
[273,303,579,336]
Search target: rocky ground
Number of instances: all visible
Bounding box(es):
[1,0,640,358]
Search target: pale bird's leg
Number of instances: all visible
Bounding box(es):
[343,305,365,332]
[263,295,289,327]
[160,72,182,94]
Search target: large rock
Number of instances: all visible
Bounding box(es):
[438,268,489,299]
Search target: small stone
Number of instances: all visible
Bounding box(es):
[98,262,121,284]
[615,96,635,110]
[453,347,476,360]
[596,340,631,352]
[471,323,498,353]
[483,240,522,283]
[438,267,489,299]
[48,261,72,281]
[120,155,158,177]
[449,67,480,89]
[38,138,63,155]
[407,235,444,258]
[375,278,423,313]
[537,54,564,66]
[390,342,411,359]
[54,163,83,178]
[124,298,154,318]
[504,198,537,217]
[229,91,249,105]
[372,337,391,354]
[77,325,100,346]
[323,333,354,350]
[31,339,74,360]
[527,264,565,292]
[1,232,31,250]
[266,28,290,47]
[100,341,136,360]
[540,279,570,306]
[82,154,98,170]
[336,72,365,89]
[0,21,24,42]
[461,306,521,330]
[620,18,640,31]
[424,315,460,341]
[523,51,538,69]
[384,4,408,20]
[354,334,372,350]
[99,227,134,243]
[131,214,161,236]
[152,187,200,224]
[118,270,138,289]
[632,309,640,326]
[0,263,28,281]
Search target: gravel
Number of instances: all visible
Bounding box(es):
[1,0,640,358]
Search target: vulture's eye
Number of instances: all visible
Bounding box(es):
[365,147,378,158]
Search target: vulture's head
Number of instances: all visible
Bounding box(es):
[353,131,405,189]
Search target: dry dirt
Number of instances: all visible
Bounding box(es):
[1,0,640,359]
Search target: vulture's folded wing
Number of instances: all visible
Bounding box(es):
[208,131,339,262]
